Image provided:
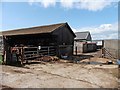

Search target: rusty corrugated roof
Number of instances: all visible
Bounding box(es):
[2,23,66,36]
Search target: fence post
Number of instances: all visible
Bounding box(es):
[75,46,77,55]
[21,47,24,65]
[48,47,49,56]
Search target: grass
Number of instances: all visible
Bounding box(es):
[0,55,2,64]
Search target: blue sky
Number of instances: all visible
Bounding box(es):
[0,0,119,40]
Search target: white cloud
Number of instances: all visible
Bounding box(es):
[73,22,118,40]
[28,0,118,11]
[28,0,56,8]
[1,0,28,2]
[2,0,119,11]
[40,0,56,8]
[60,0,74,9]
[92,32,118,40]
[74,23,118,34]
[75,0,112,11]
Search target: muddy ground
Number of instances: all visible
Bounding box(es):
[0,58,118,88]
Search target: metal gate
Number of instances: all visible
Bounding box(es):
[10,46,57,64]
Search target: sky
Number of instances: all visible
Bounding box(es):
[0,0,119,40]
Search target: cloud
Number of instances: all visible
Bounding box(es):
[75,0,112,11]
[2,0,119,11]
[60,0,113,11]
[1,0,28,2]
[73,22,118,40]
[39,0,56,8]
[92,32,118,40]
[28,0,118,11]
[28,0,56,8]
[60,0,74,9]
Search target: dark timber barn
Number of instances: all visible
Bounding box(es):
[0,22,76,64]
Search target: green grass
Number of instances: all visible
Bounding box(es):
[0,55,2,64]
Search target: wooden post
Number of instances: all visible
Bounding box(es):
[75,46,77,55]
[3,51,6,64]
[48,47,49,56]
[101,48,105,58]
[21,47,24,65]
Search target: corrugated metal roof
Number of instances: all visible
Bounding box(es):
[1,23,67,36]
[75,31,90,40]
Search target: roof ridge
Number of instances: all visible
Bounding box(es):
[2,22,68,36]
[3,22,66,32]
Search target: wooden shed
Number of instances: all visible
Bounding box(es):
[74,31,97,54]
[0,22,76,64]
[75,31,92,42]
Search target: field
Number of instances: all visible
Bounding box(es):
[0,58,118,89]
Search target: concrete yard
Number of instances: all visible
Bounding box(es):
[0,60,118,88]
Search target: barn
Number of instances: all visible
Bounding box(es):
[75,31,92,42]
[74,31,97,54]
[0,22,76,64]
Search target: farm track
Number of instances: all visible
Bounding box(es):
[0,59,119,88]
